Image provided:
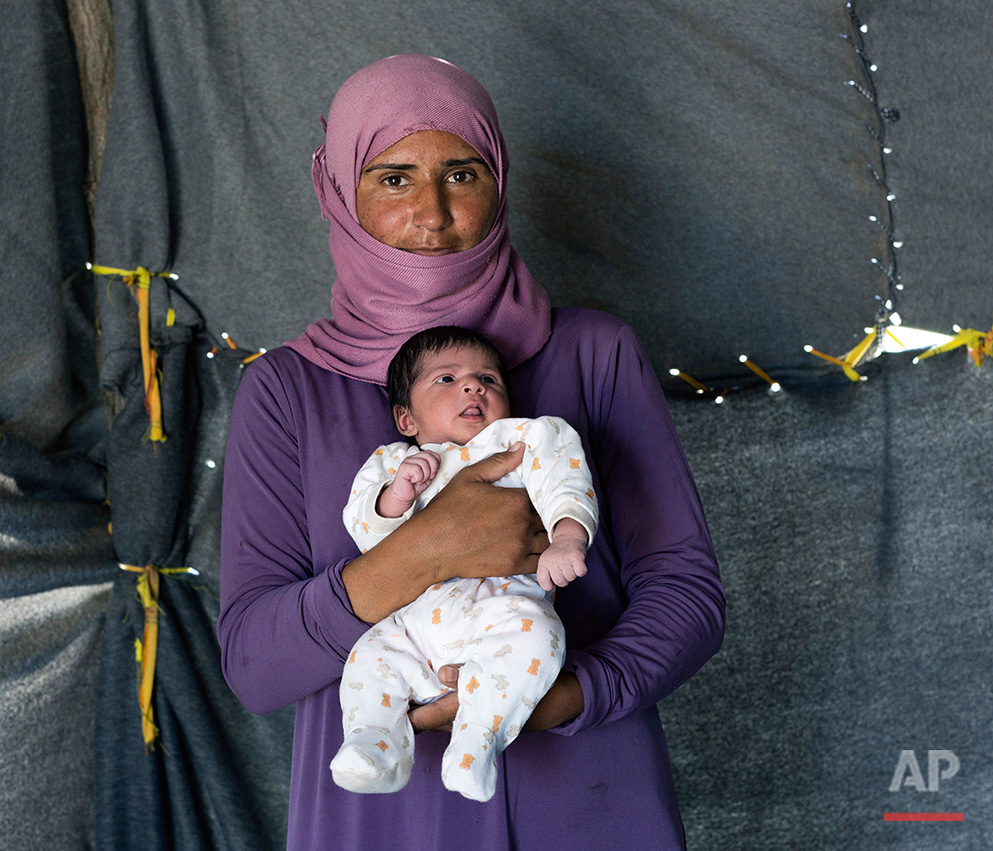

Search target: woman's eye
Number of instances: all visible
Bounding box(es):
[382,174,409,187]
[448,170,474,184]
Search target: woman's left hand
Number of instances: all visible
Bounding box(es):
[409,665,461,733]
[408,665,584,734]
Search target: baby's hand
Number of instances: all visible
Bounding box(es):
[388,450,441,506]
[536,520,589,592]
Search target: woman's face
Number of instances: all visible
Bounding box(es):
[355,130,499,255]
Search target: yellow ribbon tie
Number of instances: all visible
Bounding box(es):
[120,563,197,749]
[914,325,990,367]
[90,264,176,442]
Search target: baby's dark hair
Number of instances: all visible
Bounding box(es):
[387,326,508,415]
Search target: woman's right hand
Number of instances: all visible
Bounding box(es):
[342,443,549,623]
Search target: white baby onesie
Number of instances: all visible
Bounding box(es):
[331,416,598,802]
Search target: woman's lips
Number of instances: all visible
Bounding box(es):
[407,246,455,256]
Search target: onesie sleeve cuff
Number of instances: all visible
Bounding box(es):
[357,484,414,539]
[547,504,597,543]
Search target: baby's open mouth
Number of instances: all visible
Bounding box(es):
[461,404,484,418]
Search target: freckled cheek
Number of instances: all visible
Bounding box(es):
[362,206,412,245]
[461,199,498,245]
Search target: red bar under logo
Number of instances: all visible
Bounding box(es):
[884,813,964,822]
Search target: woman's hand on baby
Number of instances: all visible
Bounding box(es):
[422,442,549,579]
[409,664,585,734]
[344,443,549,623]
[409,664,461,734]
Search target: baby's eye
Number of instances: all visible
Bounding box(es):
[480,375,499,384]
[435,375,455,384]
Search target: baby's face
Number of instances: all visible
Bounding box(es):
[395,344,511,446]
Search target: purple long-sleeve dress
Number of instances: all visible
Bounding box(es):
[218,308,725,850]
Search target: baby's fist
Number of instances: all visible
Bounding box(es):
[536,539,588,592]
[391,450,441,503]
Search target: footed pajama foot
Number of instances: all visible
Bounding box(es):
[330,725,414,794]
[441,722,499,802]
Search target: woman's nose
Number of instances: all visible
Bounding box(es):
[411,183,452,230]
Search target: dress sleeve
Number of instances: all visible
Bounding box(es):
[555,323,726,734]
[216,357,369,715]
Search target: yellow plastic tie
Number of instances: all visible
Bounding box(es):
[119,563,197,750]
[915,326,988,365]
[90,264,175,443]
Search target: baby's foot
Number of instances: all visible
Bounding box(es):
[330,725,414,794]
[441,722,499,802]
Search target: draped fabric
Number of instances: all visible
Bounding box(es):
[2,0,990,849]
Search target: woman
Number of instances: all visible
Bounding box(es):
[218,55,724,850]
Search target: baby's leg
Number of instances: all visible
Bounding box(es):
[441,590,565,802]
[331,616,442,794]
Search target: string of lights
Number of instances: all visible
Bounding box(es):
[667,2,989,403]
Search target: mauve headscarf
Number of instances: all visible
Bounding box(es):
[285,55,551,384]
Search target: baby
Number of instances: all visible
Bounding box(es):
[331,326,598,802]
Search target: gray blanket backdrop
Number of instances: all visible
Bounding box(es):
[2,0,990,848]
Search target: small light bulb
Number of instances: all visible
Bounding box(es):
[860,24,868,33]
[869,215,877,222]
[803,345,813,353]
[953,324,962,333]
[715,395,725,405]
[870,64,878,72]
[770,383,782,393]
[887,193,896,201]
[669,368,680,376]
[738,354,748,363]
[893,241,903,248]
[883,147,892,154]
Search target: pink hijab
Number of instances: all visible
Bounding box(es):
[286,55,551,384]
